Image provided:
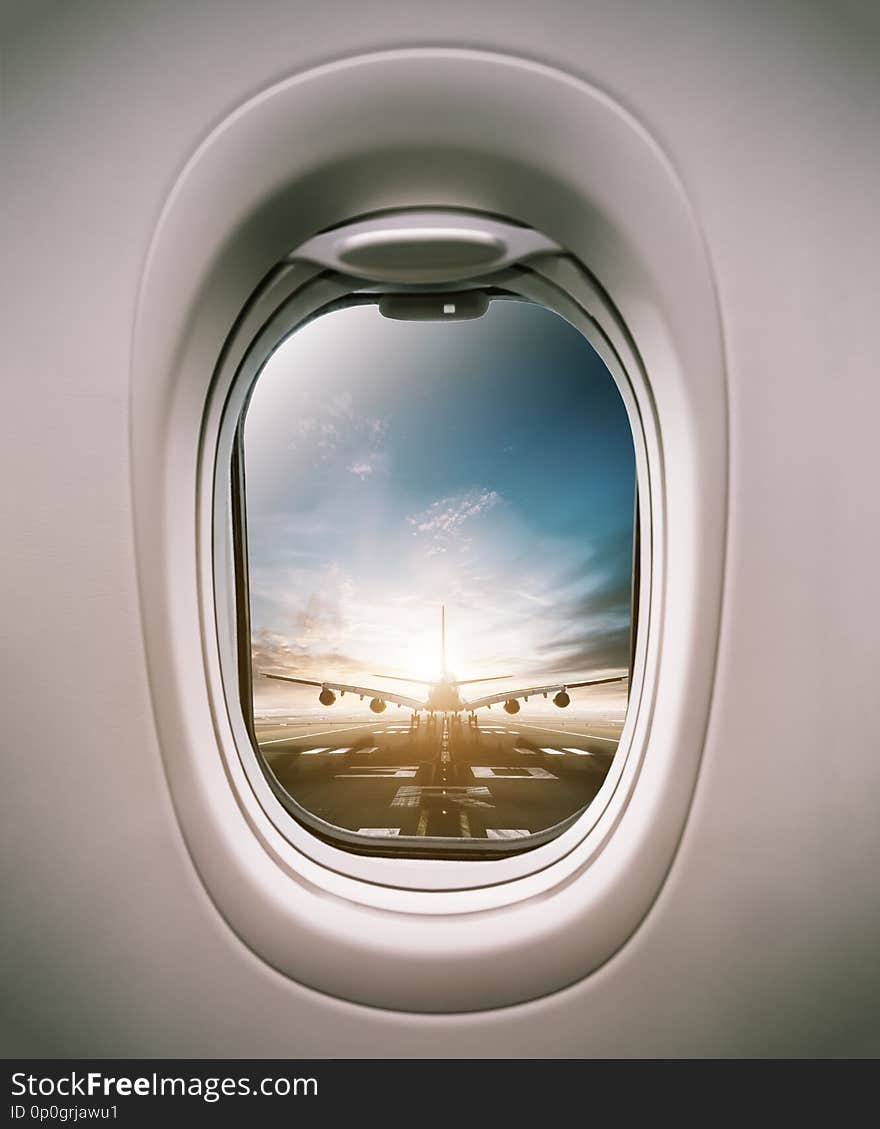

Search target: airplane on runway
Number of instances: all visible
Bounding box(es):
[263,606,626,717]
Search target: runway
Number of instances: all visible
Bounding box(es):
[254,714,622,842]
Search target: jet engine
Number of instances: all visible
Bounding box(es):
[503,699,521,714]
[318,688,336,706]
[369,698,387,713]
[553,690,571,708]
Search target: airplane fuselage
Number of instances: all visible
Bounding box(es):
[423,676,465,713]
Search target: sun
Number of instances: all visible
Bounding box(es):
[361,602,484,684]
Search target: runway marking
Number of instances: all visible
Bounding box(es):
[356,828,401,837]
[335,767,419,778]
[391,785,493,809]
[353,746,379,756]
[391,787,425,809]
[459,812,472,837]
[416,809,430,836]
[539,747,567,755]
[515,722,619,743]
[563,747,606,758]
[513,746,537,756]
[295,746,354,757]
[470,766,556,780]
[486,829,530,839]
[440,717,451,766]
[258,721,377,746]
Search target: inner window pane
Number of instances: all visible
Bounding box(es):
[242,298,636,850]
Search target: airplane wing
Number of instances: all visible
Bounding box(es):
[262,673,426,711]
[371,674,435,686]
[462,674,627,711]
[371,673,513,687]
[453,675,513,686]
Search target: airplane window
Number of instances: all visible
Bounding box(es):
[236,296,637,856]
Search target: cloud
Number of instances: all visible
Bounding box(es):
[328,391,353,419]
[513,588,553,607]
[253,587,366,672]
[249,558,356,642]
[536,622,630,676]
[251,630,299,673]
[347,450,389,479]
[569,573,633,620]
[534,570,632,677]
[286,400,389,460]
[554,526,631,579]
[250,630,368,712]
[317,421,341,448]
[365,416,388,443]
[294,588,348,638]
[407,488,502,555]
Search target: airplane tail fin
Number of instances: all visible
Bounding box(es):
[439,606,510,684]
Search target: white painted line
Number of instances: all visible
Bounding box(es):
[356,828,401,837]
[486,829,530,839]
[513,746,536,755]
[391,786,423,808]
[563,747,603,757]
[336,768,418,778]
[286,745,352,756]
[516,722,619,743]
[539,747,566,755]
[470,766,556,779]
[343,764,418,770]
[390,785,493,807]
[258,721,377,746]
[459,812,471,837]
[416,810,430,836]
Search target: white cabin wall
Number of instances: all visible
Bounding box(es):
[2,0,878,1055]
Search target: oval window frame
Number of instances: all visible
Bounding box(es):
[210,236,654,883]
[130,48,726,1011]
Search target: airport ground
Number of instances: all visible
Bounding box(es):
[254,712,623,843]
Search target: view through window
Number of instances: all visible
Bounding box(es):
[242,298,636,848]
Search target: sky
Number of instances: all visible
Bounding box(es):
[244,298,635,717]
